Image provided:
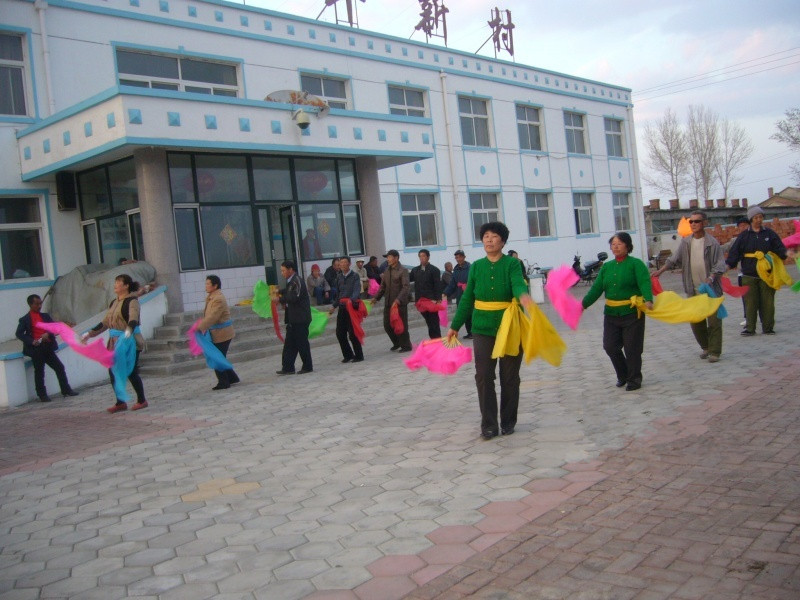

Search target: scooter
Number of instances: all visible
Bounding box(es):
[572,252,608,284]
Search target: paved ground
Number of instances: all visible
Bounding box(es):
[1,271,798,600]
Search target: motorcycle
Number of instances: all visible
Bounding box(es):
[572,251,608,284]
[524,261,553,285]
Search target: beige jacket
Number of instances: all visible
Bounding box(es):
[98,295,143,350]
[198,289,234,343]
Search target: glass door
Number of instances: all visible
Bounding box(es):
[258,204,298,286]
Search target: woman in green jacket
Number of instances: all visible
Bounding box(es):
[447,222,533,440]
[582,232,653,391]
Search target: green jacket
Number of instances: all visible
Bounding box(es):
[582,256,653,317]
[451,254,529,336]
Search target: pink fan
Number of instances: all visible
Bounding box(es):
[782,220,800,249]
[368,279,380,296]
[186,320,203,356]
[404,338,472,375]
[544,265,583,330]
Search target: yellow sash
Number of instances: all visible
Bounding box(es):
[482,298,566,367]
[744,251,793,290]
[606,292,723,324]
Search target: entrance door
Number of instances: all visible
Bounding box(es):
[258,205,298,286]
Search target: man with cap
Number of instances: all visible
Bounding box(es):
[355,258,369,297]
[442,250,472,338]
[371,250,412,352]
[725,205,788,335]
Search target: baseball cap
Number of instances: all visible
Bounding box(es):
[454,249,465,256]
[383,249,400,257]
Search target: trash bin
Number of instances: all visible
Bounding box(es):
[529,273,545,304]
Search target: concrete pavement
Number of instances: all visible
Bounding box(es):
[1,271,798,599]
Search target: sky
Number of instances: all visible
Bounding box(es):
[243,0,800,206]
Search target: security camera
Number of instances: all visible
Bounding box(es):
[292,109,310,130]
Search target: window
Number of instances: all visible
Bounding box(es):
[0,197,45,280]
[605,118,624,157]
[400,194,441,247]
[469,193,500,241]
[516,105,542,151]
[459,96,490,147]
[0,33,27,116]
[388,86,425,117]
[301,74,348,109]
[116,49,239,97]
[612,192,632,231]
[343,204,364,255]
[564,111,586,154]
[573,193,595,234]
[525,193,552,237]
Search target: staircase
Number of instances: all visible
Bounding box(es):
[138,301,449,376]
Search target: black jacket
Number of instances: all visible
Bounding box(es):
[16,312,58,357]
[280,273,312,325]
[324,266,339,289]
[410,264,441,301]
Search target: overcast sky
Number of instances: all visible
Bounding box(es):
[246,0,800,206]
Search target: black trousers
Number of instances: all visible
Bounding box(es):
[282,322,313,372]
[382,303,411,349]
[108,350,146,403]
[336,308,363,360]
[211,340,239,387]
[30,346,71,397]
[472,334,523,435]
[421,310,442,339]
[602,313,646,386]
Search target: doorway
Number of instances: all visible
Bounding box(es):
[258,204,298,286]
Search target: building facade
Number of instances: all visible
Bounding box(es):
[0,0,644,341]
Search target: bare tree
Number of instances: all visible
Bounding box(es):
[642,108,689,200]
[686,104,720,202]
[771,107,800,182]
[716,118,754,199]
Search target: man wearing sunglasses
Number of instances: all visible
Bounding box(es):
[653,211,726,362]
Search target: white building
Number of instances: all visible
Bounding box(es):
[1,0,645,342]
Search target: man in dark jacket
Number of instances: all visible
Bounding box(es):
[329,256,365,363]
[324,257,340,300]
[16,294,78,402]
[276,260,313,374]
[410,249,442,339]
[371,249,412,352]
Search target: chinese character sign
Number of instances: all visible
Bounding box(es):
[415,0,449,45]
[319,0,366,28]
[488,7,514,57]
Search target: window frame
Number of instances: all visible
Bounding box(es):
[116,48,240,97]
[0,196,47,281]
[458,96,491,148]
[300,73,349,109]
[612,192,632,231]
[525,192,554,238]
[399,193,442,248]
[388,85,426,117]
[572,192,596,235]
[516,104,543,151]
[0,31,30,117]
[469,192,502,242]
[604,118,625,158]
[564,111,587,155]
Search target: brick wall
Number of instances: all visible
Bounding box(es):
[713,217,799,263]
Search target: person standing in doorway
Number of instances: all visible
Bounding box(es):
[276,260,313,375]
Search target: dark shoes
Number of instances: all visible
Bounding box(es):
[741,330,755,336]
[764,331,776,335]
[107,402,127,414]
[297,368,313,374]
[626,382,641,391]
[38,394,51,403]
[62,389,79,397]
[501,427,515,436]
[275,370,295,375]
[397,347,412,353]
[481,430,498,440]
[229,375,241,384]
[389,345,400,352]
[351,357,364,363]
[131,401,148,411]
[341,358,352,363]
[212,383,230,390]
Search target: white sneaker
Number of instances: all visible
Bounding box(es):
[739,320,747,327]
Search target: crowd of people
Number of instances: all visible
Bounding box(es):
[17,212,796,440]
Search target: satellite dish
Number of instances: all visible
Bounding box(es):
[264,90,327,109]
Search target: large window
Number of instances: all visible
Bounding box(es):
[573,193,595,234]
[388,86,426,117]
[516,105,542,151]
[613,192,632,231]
[0,197,44,280]
[564,111,587,155]
[605,118,624,157]
[301,74,348,109]
[400,193,440,248]
[459,96,490,147]
[469,193,500,241]
[525,193,552,238]
[116,49,239,96]
[0,33,28,116]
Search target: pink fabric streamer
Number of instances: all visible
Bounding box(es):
[544,265,583,330]
[37,321,114,368]
[368,278,380,296]
[404,339,472,375]
[781,220,800,249]
[415,297,449,328]
[186,320,203,356]
[720,276,749,298]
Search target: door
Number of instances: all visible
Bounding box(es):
[258,204,298,286]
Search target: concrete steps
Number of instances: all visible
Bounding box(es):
[138,301,450,376]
